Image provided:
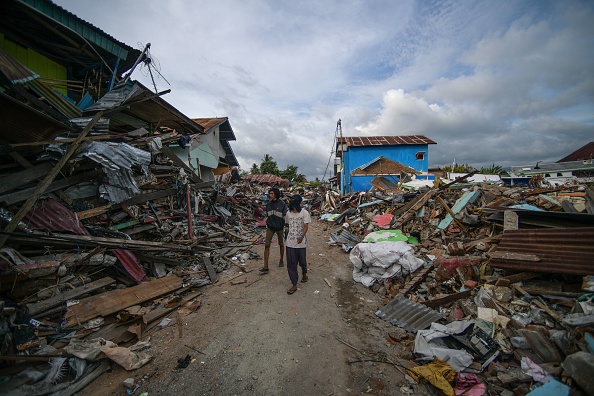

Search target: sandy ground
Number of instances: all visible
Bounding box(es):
[80,218,430,395]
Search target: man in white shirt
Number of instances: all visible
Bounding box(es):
[284,194,311,294]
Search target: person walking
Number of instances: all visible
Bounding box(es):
[284,194,311,294]
[260,188,287,274]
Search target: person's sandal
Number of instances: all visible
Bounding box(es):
[259,268,269,274]
[278,261,284,267]
[301,274,308,283]
[287,285,297,294]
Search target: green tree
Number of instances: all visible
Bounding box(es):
[250,163,260,174]
[442,163,475,173]
[479,164,503,174]
[280,164,299,180]
[294,173,307,183]
[260,154,279,175]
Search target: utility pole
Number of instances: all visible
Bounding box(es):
[336,119,345,194]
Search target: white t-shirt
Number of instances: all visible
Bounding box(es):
[284,209,311,248]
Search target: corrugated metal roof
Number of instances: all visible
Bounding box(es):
[1,0,141,80]
[376,295,445,332]
[193,117,228,132]
[18,0,134,60]
[557,142,594,162]
[490,227,594,275]
[23,198,90,235]
[341,135,437,147]
[243,174,289,186]
[85,80,204,135]
[0,47,38,83]
[0,93,72,147]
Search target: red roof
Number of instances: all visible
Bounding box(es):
[192,117,228,131]
[557,142,594,162]
[340,135,436,147]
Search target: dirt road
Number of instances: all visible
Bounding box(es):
[83,218,428,395]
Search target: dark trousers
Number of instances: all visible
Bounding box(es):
[286,247,307,285]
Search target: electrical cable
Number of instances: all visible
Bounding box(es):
[321,132,337,182]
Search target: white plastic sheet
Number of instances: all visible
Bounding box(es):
[349,241,424,286]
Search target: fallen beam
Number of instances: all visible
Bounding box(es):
[64,275,183,327]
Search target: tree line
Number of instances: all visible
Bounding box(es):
[246,154,307,182]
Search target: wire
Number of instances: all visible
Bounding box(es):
[321,129,338,182]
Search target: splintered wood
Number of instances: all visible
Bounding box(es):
[64,275,183,327]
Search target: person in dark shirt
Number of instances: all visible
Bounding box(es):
[260,188,287,274]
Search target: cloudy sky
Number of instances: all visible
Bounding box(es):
[54,0,594,180]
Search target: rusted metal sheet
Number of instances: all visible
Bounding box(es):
[24,199,90,236]
[341,135,437,147]
[490,227,594,275]
[112,249,149,283]
[242,174,290,187]
[376,295,445,333]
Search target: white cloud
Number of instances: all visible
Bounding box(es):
[54,0,594,179]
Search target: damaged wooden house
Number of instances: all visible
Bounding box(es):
[0,1,245,392]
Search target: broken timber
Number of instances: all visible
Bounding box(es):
[0,111,104,248]
[64,274,183,327]
[27,277,116,316]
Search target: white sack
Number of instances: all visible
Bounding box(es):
[349,241,424,287]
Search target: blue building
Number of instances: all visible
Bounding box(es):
[336,135,437,194]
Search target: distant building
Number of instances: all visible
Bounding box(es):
[557,142,594,162]
[335,135,437,194]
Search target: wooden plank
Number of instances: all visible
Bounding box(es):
[501,272,540,284]
[119,188,177,206]
[209,224,244,240]
[390,189,435,227]
[0,111,103,248]
[0,169,103,205]
[76,204,112,220]
[27,277,115,316]
[8,232,193,252]
[64,274,183,327]
[398,265,435,297]
[0,162,54,194]
[203,254,218,282]
[421,290,472,308]
[488,252,541,262]
[436,195,467,231]
[514,285,560,320]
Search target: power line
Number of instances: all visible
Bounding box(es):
[321,120,340,182]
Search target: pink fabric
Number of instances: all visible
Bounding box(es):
[455,373,485,396]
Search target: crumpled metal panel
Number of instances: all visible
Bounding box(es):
[376,295,445,333]
[24,199,89,236]
[112,249,149,283]
[83,141,151,170]
[329,229,360,246]
[100,169,140,204]
[490,227,594,275]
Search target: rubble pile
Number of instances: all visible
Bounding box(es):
[0,131,283,393]
[323,175,594,395]
[1,146,593,396]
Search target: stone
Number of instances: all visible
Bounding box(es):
[123,378,136,389]
[562,351,594,395]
